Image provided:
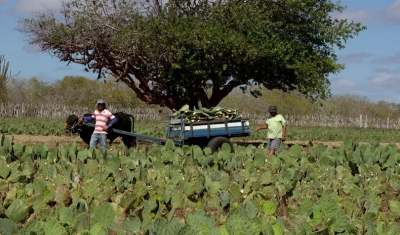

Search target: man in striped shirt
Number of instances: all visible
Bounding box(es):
[78,99,116,153]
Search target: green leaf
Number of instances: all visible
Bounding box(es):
[253,150,265,167]
[187,210,215,228]
[183,181,196,196]
[299,198,313,216]
[246,200,258,219]
[165,139,175,150]
[123,217,141,234]
[388,200,400,217]
[105,157,121,172]
[82,180,100,199]
[220,190,230,209]
[320,156,333,166]
[2,135,12,150]
[229,182,242,201]
[5,199,29,223]
[272,223,284,235]
[134,181,148,198]
[309,209,323,227]
[258,200,276,216]
[151,217,182,235]
[20,220,45,235]
[57,207,73,225]
[289,144,302,157]
[386,222,400,235]
[93,203,115,228]
[43,220,68,235]
[162,150,174,163]
[330,210,347,233]
[0,160,10,178]
[0,218,18,235]
[195,174,205,194]
[225,208,262,234]
[77,149,88,162]
[171,192,184,208]
[89,223,107,235]
[220,172,229,190]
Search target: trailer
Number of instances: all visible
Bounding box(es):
[84,115,251,152]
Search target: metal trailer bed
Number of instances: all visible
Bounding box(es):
[84,115,251,152]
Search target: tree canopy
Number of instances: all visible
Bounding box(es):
[7,76,144,108]
[18,0,365,110]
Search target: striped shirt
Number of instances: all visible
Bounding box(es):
[92,109,115,134]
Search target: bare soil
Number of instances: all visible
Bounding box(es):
[6,134,85,148]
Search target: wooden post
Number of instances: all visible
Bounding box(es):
[360,115,362,128]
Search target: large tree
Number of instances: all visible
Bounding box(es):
[18,0,365,110]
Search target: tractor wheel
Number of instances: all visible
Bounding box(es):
[207,136,234,153]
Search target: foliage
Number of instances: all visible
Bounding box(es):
[2,118,400,144]
[219,88,400,119]
[0,135,400,234]
[252,126,400,143]
[18,0,365,110]
[0,118,64,136]
[6,76,146,108]
[0,55,16,103]
[0,55,9,102]
[173,105,241,122]
[6,75,400,119]
[0,118,168,138]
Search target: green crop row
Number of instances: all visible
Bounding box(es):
[0,118,64,136]
[0,118,167,138]
[2,117,400,143]
[251,126,400,142]
[0,134,400,234]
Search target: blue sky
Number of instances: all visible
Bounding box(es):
[0,0,399,103]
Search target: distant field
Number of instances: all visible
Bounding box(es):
[1,117,400,144]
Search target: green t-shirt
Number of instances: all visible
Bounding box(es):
[265,114,286,139]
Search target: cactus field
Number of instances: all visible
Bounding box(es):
[1,117,400,234]
[1,128,400,234]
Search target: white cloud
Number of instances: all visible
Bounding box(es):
[338,52,374,64]
[332,9,379,22]
[372,52,400,64]
[14,0,63,14]
[331,68,400,103]
[384,0,400,23]
[336,78,357,88]
[370,71,399,86]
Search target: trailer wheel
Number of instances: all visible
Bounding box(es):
[207,137,234,153]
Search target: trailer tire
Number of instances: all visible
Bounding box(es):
[207,136,234,153]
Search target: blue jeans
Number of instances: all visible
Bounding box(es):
[89,133,107,153]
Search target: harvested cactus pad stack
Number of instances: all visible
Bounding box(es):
[172,105,242,122]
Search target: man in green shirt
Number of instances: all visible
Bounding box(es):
[256,106,287,156]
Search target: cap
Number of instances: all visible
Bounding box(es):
[268,106,277,112]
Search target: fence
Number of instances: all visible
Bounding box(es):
[248,113,400,129]
[1,103,400,129]
[0,103,171,121]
